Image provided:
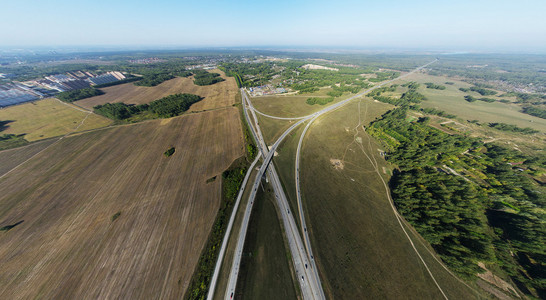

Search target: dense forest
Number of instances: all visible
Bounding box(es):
[93,93,202,121]
[192,70,225,86]
[57,87,103,102]
[148,93,202,117]
[368,107,545,297]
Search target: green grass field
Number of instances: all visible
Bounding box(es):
[272,124,306,233]
[0,98,112,141]
[303,100,483,299]
[251,89,358,119]
[236,186,298,300]
[255,115,294,145]
[401,73,546,132]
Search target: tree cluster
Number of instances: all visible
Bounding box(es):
[193,70,225,86]
[424,82,446,90]
[522,106,546,119]
[134,73,175,87]
[0,133,28,150]
[57,87,103,102]
[93,93,202,120]
[420,107,456,118]
[488,122,539,134]
[369,83,426,106]
[306,97,334,105]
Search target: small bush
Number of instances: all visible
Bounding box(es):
[464,95,476,102]
[164,147,175,157]
[111,212,121,222]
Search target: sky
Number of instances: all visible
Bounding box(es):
[2,0,546,52]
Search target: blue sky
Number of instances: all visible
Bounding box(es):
[2,0,546,51]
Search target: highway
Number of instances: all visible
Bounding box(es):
[245,92,325,299]
[294,114,322,287]
[206,153,261,300]
[244,92,325,297]
[223,91,324,300]
[214,60,437,300]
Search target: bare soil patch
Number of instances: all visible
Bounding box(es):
[330,158,344,170]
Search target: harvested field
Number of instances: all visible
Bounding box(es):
[76,69,238,111]
[0,107,244,299]
[0,98,112,141]
[0,139,57,176]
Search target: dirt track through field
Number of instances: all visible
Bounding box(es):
[0,106,244,299]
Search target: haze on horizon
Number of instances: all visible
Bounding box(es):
[2,0,546,53]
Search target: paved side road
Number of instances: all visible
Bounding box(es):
[206,153,261,300]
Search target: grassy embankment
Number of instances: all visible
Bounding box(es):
[236,185,298,300]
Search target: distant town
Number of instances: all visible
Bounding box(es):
[0,70,126,107]
[0,55,300,107]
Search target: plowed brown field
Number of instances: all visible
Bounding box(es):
[0,102,243,298]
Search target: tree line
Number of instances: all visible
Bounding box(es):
[93,93,202,121]
[424,82,446,90]
[192,70,225,86]
[57,87,103,102]
[186,162,249,299]
[488,122,539,134]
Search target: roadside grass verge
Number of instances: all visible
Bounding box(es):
[235,185,298,300]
